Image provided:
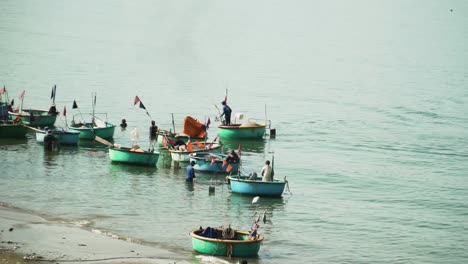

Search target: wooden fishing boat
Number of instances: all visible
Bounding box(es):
[227,175,287,197]
[169,141,223,162]
[35,128,80,145]
[9,108,58,127]
[190,227,263,258]
[0,120,28,138]
[189,152,240,174]
[68,113,116,139]
[218,122,266,139]
[108,145,160,166]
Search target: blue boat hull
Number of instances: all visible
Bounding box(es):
[228,176,286,197]
[190,152,239,174]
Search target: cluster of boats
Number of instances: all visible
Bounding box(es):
[1,87,289,259]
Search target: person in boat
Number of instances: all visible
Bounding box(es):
[226,149,240,163]
[248,172,258,180]
[222,224,235,239]
[220,101,232,126]
[48,105,58,116]
[120,119,127,128]
[149,120,158,148]
[173,139,186,151]
[185,160,196,182]
[261,160,273,182]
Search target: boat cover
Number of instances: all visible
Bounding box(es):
[182,116,207,138]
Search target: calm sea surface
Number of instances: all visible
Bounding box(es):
[1,0,468,263]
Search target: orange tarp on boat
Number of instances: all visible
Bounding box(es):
[182,116,207,138]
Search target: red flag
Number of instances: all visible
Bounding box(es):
[18,90,25,100]
[208,136,218,149]
[226,164,233,172]
[237,144,241,158]
[163,135,175,147]
[187,140,193,151]
[195,141,205,148]
[63,106,67,117]
[134,96,140,106]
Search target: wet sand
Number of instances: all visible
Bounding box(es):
[0,205,192,264]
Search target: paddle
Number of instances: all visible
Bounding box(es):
[94,135,113,146]
[23,125,45,133]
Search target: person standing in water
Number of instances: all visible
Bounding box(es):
[186,160,196,182]
[149,120,158,150]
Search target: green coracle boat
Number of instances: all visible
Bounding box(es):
[68,113,116,139]
[9,108,58,127]
[190,227,263,258]
[218,122,266,139]
[0,120,28,138]
[69,122,115,139]
[109,146,160,166]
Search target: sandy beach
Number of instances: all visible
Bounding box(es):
[0,205,192,264]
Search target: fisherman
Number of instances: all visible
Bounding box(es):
[220,101,232,126]
[185,160,196,182]
[43,129,58,151]
[261,160,273,182]
[120,119,127,128]
[149,120,158,149]
[225,149,240,163]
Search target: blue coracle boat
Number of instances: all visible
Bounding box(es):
[189,152,240,174]
[227,175,287,197]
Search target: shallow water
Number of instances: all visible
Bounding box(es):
[1,0,468,263]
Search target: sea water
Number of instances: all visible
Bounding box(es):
[1,0,467,263]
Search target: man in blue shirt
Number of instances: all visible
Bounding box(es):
[220,101,232,125]
[186,160,196,182]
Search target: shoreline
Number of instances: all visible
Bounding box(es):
[0,205,192,264]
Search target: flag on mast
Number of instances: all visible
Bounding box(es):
[134,96,141,106]
[72,100,78,109]
[18,90,25,100]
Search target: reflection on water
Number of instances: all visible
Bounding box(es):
[109,163,157,176]
[0,138,28,147]
[78,139,112,151]
[220,138,266,153]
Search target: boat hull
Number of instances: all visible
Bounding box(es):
[69,122,116,139]
[228,176,286,197]
[0,121,28,138]
[190,152,239,174]
[169,143,223,162]
[190,228,263,258]
[109,146,160,166]
[9,109,58,127]
[218,124,266,139]
[36,130,80,145]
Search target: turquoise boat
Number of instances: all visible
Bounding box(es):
[189,152,240,174]
[190,227,263,258]
[109,146,160,166]
[0,120,28,138]
[218,122,266,139]
[9,108,58,127]
[227,175,287,197]
[35,128,80,145]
